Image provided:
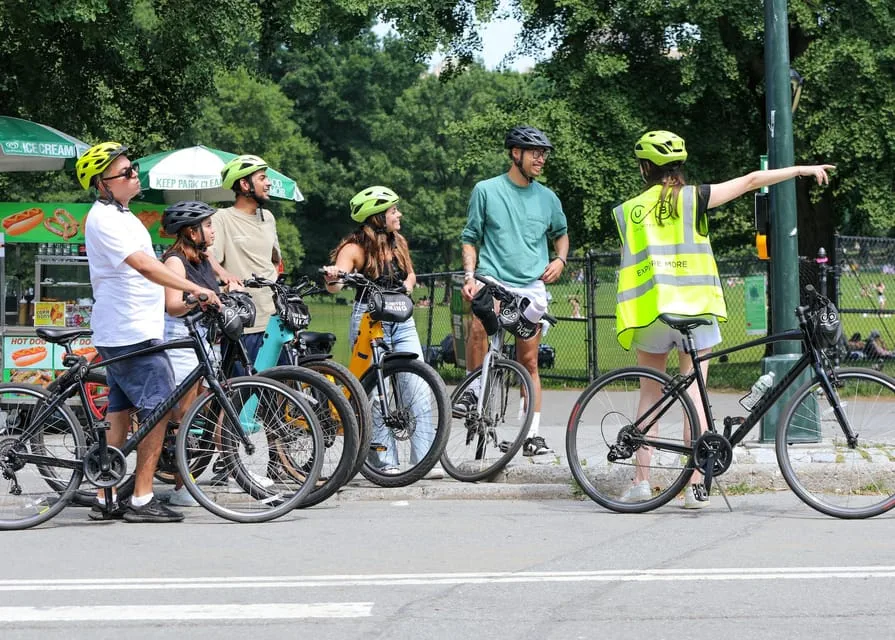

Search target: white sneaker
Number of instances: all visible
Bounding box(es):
[380,467,401,476]
[619,480,651,502]
[683,483,710,509]
[423,465,444,480]
[228,470,276,493]
[160,486,199,507]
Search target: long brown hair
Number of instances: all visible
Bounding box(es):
[330,212,413,280]
[162,227,207,265]
[640,160,687,226]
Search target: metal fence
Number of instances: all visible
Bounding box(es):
[832,234,895,369]
[413,253,775,384]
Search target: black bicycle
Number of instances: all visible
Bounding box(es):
[566,285,895,519]
[0,302,325,529]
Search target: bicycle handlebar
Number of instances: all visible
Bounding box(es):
[474,273,558,327]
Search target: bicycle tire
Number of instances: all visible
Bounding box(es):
[258,365,359,508]
[175,376,325,522]
[359,359,450,487]
[775,367,895,519]
[0,383,87,530]
[566,366,699,513]
[441,359,534,482]
[299,358,372,482]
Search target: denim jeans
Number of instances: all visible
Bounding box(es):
[350,302,435,469]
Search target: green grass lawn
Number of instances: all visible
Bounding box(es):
[305,276,771,391]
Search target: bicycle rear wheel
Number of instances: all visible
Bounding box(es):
[776,367,895,519]
[442,359,534,482]
[566,367,699,513]
[0,384,86,530]
[259,365,358,508]
[175,376,324,522]
[360,359,450,487]
[299,358,372,482]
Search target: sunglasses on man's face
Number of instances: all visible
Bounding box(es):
[102,163,140,181]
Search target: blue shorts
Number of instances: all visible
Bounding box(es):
[95,339,175,422]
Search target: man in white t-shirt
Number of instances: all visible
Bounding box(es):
[210,154,283,370]
[78,142,220,523]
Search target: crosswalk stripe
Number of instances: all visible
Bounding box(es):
[0,602,373,622]
[0,567,893,591]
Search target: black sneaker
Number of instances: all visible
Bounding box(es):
[88,500,128,521]
[123,496,185,523]
[452,389,478,418]
[523,435,554,456]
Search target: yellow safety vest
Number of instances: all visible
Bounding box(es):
[613,184,726,350]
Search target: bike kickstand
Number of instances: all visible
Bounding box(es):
[715,481,733,512]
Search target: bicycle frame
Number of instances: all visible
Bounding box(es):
[631,315,856,460]
[13,312,257,479]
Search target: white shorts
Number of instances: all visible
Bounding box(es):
[631,317,722,353]
[485,278,549,310]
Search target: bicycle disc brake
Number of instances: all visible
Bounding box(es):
[83,444,128,488]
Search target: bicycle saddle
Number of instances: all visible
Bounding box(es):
[657,314,713,331]
[35,327,93,344]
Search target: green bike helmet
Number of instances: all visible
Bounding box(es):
[349,186,400,223]
[220,154,268,190]
[634,130,688,166]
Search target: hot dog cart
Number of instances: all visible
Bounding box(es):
[0,201,170,384]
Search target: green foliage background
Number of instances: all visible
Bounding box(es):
[1,0,893,282]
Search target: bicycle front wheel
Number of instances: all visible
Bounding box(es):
[175,376,324,522]
[0,384,86,530]
[259,365,359,508]
[566,367,699,513]
[776,367,895,519]
[442,359,534,482]
[360,359,450,487]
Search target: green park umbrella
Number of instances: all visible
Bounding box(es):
[0,116,89,172]
[135,145,304,204]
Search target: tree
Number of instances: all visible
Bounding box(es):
[184,68,323,268]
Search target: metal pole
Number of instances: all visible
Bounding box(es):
[761,0,805,441]
[585,250,598,380]
[765,0,799,353]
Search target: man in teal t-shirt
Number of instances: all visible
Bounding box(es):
[459,125,569,456]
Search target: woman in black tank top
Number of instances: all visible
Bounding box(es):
[159,201,222,506]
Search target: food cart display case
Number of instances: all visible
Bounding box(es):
[0,201,169,384]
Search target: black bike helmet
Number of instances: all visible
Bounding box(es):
[218,303,244,341]
[162,200,216,235]
[504,125,554,151]
[220,291,256,329]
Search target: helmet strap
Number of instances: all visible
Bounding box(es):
[95,180,128,212]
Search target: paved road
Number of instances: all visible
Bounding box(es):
[4,495,895,639]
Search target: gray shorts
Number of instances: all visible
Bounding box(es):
[631,317,722,353]
[95,339,175,422]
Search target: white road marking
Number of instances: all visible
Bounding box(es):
[0,567,893,592]
[0,602,372,622]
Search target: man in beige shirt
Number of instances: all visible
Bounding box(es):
[211,154,283,370]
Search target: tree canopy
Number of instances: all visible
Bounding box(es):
[1,0,893,277]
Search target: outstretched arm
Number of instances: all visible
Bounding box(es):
[708,164,835,209]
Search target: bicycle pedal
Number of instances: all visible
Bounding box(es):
[722,416,746,440]
[369,442,387,453]
[498,440,512,453]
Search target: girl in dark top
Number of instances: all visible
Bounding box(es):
[160,201,221,506]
